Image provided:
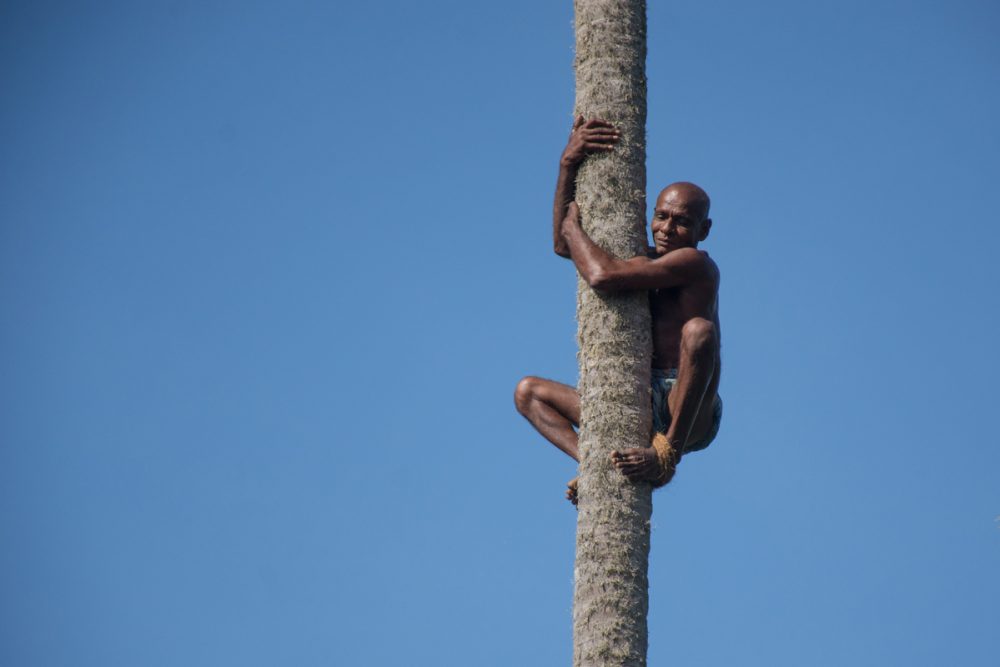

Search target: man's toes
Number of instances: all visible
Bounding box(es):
[566,478,579,503]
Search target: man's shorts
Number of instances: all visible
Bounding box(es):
[651,368,723,454]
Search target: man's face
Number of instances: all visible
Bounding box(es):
[651,187,710,255]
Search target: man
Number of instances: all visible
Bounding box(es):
[514,116,722,504]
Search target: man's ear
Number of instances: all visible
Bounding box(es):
[699,218,712,242]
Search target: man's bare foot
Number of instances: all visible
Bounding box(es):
[610,447,661,481]
[566,477,579,505]
[612,434,679,487]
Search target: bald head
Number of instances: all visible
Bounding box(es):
[657,182,711,223]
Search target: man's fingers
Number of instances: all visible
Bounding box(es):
[582,131,619,142]
[573,114,585,131]
[584,118,615,129]
[564,201,580,223]
[584,142,615,151]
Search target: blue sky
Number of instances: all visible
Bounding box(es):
[2,1,998,665]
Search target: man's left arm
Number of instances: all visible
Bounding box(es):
[561,202,708,291]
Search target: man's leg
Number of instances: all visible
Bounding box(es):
[514,376,581,460]
[611,317,718,483]
[514,376,582,502]
[663,317,719,453]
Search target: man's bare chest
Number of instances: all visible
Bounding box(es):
[649,287,681,315]
[649,284,714,329]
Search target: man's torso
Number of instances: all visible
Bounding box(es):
[648,248,721,370]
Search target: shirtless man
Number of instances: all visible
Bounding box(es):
[514,116,722,504]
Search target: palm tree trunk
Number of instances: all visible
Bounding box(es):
[571,1,652,666]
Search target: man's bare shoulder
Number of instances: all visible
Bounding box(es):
[648,247,719,283]
[698,249,721,282]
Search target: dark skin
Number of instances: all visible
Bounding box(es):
[514,117,721,504]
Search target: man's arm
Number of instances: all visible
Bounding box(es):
[561,202,711,291]
[553,116,619,258]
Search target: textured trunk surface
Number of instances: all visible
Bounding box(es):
[571,1,651,666]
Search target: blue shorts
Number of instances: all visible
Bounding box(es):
[651,368,722,454]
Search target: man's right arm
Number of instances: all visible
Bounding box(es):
[552,116,619,258]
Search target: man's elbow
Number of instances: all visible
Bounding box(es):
[588,268,617,292]
[554,243,572,259]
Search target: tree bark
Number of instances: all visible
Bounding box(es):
[571,1,652,666]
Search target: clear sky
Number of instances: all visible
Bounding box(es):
[2,1,998,665]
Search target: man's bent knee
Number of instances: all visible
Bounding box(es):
[681,317,716,352]
[514,376,541,415]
